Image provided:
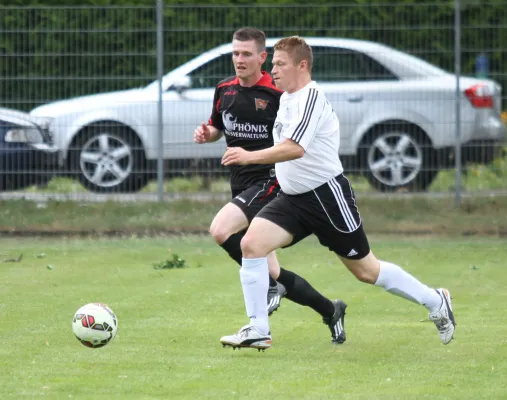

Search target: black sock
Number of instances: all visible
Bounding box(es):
[219,231,244,266]
[220,231,277,287]
[277,268,335,318]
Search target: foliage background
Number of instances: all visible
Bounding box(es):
[1,0,505,111]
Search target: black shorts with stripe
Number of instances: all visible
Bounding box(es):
[256,174,370,259]
[230,178,280,223]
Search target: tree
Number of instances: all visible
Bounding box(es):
[1,1,505,111]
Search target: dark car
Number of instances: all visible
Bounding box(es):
[0,107,58,191]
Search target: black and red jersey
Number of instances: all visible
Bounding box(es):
[208,71,283,190]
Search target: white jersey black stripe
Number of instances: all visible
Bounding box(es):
[274,81,343,194]
[291,88,318,143]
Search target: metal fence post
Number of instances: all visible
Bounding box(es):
[156,0,164,202]
[454,0,462,206]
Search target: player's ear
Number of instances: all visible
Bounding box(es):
[260,51,268,64]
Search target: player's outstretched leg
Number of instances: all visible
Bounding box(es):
[428,288,456,345]
[347,255,456,345]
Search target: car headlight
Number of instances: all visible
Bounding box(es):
[5,127,44,144]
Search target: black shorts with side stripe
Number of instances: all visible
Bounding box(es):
[256,174,370,260]
[230,178,280,223]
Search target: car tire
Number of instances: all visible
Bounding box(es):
[69,122,148,193]
[360,123,438,192]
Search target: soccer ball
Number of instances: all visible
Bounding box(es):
[72,303,118,348]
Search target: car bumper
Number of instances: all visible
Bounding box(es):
[1,143,59,169]
[470,111,506,142]
[446,110,506,164]
[0,143,59,189]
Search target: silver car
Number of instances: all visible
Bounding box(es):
[30,37,506,192]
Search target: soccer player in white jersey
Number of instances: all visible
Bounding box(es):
[220,36,456,350]
[195,28,347,347]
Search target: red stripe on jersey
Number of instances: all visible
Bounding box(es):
[217,76,239,89]
[215,98,221,113]
[217,72,282,92]
[256,71,283,93]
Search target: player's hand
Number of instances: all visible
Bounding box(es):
[222,147,251,166]
[193,122,211,144]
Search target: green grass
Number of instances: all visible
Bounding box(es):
[2,195,507,235]
[1,235,507,399]
[431,154,507,192]
[23,176,232,194]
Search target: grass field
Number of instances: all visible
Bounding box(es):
[1,235,506,399]
[2,195,507,235]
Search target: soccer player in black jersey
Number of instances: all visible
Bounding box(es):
[193,28,347,348]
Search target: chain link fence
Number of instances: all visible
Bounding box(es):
[1,2,506,200]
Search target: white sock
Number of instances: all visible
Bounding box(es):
[375,260,442,313]
[240,257,270,335]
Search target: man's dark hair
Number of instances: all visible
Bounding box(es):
[233,27,266,52]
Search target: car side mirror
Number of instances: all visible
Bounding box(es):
[171,76,192,93]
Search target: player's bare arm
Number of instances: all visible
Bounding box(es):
[193,122,223,144]
[221,138,304,166]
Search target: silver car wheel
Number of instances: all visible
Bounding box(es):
[367,132,423,187]
[79,133,133,189]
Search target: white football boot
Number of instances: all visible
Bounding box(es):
[220,325,272,351]
[429,288,456,345]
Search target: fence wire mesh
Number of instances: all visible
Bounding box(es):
[0,3,506,199]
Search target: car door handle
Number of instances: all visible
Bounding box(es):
[346,95,363,103]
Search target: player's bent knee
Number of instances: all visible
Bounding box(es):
[342,252,379,284]
[351,268,377,284]
[343,260,377,284]
[240,233,267,258]
[209,225,231,245]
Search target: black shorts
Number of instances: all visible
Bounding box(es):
[256,174,370,259]
[230,179,280,223]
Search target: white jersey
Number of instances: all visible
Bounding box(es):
[273,81,343,195]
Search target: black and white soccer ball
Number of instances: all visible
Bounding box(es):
[72,303,118,348]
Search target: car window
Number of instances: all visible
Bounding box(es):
[311,46,397,82]
[187,53,235,89]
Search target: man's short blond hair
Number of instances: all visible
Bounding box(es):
[274,36,313,72]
